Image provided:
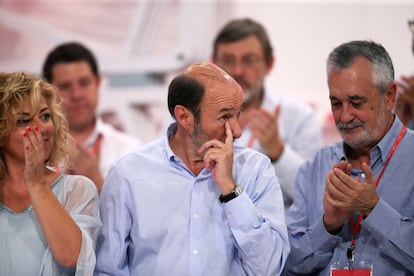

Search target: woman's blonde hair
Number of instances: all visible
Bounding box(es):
[0,72,71,179]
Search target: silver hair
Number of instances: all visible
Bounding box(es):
[327,40,394,95]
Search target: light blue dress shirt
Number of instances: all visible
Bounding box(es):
[284,117,414,275]
[95,134,290,276]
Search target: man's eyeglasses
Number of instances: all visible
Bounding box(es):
[216,56,264,70]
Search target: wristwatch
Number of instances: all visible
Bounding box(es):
[219,185,243,203]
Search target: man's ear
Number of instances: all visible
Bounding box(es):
[386,82,397,111]
[174,105,194,130]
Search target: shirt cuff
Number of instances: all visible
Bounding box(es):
[361,198,398,240]
[309,216,342,251]
[222,192,262,230]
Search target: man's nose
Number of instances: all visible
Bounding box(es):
[230,118,242,139]
[339,103,355,123]
[228,61,246,78]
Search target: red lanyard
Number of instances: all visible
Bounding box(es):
[247,135,255,148]
[90,133,103,157]
[349,125,406,249]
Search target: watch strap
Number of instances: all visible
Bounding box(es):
[219,185,243,203]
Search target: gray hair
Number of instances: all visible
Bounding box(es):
[327,40,394,95]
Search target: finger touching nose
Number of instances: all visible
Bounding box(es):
[230,119,242,139]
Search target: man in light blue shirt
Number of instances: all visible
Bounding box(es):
[284,40,414,275]
[95,62,290,275]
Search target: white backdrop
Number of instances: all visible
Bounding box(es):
[223,0,414,144]
[1,0,413,143]
[118,0,414,143]
[231,0,414,115]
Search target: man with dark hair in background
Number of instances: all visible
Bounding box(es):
[42,42,141,192]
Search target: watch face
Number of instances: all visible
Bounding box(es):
[234,185,243,196]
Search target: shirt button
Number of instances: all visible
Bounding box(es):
[192,249,199,255]
[227,213,233,219]
[194,213,200,219]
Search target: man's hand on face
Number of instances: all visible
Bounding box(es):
[199,121,236,195]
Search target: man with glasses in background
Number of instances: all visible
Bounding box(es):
[212,18,323,209]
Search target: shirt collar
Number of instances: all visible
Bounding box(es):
[163,122,179,163]
[84,117,103,148]
[261,89,280,111]
[162,122,211,178]
[375,115,403,163]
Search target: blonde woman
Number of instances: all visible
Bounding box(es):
[0,72,100,275]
